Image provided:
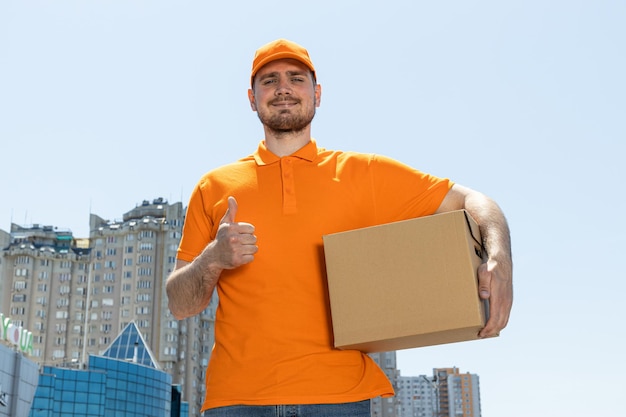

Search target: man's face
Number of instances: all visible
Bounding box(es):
[249,59,321,134]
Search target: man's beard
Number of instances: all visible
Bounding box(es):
[257,100,316,135]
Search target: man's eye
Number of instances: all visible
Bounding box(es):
[292,77,304,83]
[262,79,277,85]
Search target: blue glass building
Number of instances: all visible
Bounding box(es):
[28,322,188,417]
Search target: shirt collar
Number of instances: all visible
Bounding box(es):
[253,139,319,166]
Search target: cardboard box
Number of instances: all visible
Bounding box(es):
[323,210,489,352]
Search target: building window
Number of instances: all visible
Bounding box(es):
[136,306,151,315]
[15,268,29,277]
[136,293,151,302]
[138,255,152,264]
[137,280,152,289]
[12,294,27,302]
[138,268,152,277]
[16,256,30,264]
[140,231,154,238]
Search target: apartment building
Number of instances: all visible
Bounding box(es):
[440,367,481,417]
[397,367,481,417]
[396,374,439,417]
[0,198,213,416]
[370,351,401,417]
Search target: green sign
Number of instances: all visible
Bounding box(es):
[1,313,33,355]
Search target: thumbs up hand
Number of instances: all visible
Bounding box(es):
[213,196,258,270]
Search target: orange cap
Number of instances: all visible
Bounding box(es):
[250,39,316,86]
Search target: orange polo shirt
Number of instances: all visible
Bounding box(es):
[177,140,453,411]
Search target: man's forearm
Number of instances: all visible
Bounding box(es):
[166,245,222,320]
[464,192,512,268]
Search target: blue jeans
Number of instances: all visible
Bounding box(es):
[202,400,371,417]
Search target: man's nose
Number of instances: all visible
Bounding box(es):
[275,79,292,95]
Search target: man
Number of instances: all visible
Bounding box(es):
[166,39,513,417]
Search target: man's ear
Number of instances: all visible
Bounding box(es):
[248,89,257,112]
[315,84,322,108]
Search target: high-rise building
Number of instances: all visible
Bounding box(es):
[0,198,212,416]
[437,367,481,417]
[370,351,401,417]
[397,367,481,417]
[396,374,439,417]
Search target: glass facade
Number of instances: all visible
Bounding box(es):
[93,355,172,416]
[28,323,187,417]
[29,367,105,417]
[101,322,159,369]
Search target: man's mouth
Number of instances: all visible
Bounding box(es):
[271,99,299,107]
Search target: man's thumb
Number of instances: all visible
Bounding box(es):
[220,196,238,224]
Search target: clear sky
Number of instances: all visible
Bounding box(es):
[1,1,624,416]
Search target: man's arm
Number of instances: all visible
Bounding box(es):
[166,196,257,320]
[436,184,513,338]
